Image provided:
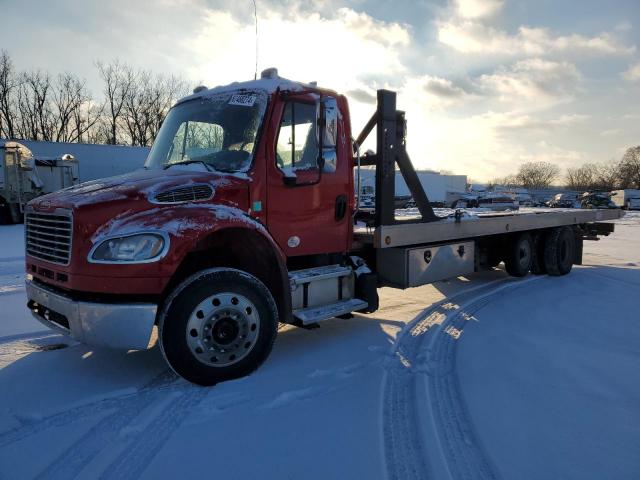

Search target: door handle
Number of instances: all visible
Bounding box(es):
[335,194,347,221]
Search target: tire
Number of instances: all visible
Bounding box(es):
[544,227,575,276]
[0,202,11,225]
[8,203,23,224]
[530,232,547,275]
[504,233,533,277]
[159,268,279,386]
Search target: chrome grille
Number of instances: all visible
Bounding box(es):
[25,211,72,265]
[153,184,213,204]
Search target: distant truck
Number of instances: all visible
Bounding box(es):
[0,140,149,223]
[611,189,640,210]
[1,141,79,223]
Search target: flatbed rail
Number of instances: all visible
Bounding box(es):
[353,208,623,248]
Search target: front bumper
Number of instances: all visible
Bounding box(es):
[26,278,158,350]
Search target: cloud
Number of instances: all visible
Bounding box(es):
[3,0,637,182]
[454,0,504,19]
[185,7,410,90]
[600,129,621,137]
[623,63,640,82]
[438,22,635,57]
[346,88,377,104]
[423,76,469,98]
[478,58,581,108]
[494,112,589,132]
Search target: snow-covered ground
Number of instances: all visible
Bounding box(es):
[1,214,638,479]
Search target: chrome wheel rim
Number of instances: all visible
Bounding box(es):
[186,292,260,367]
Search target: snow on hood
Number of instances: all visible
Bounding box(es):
[91,204,265,242]
[37,168,243,208]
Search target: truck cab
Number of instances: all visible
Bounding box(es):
[25,69,368,385]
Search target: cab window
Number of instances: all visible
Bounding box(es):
[167,121,225,164]
[276,102,318,172]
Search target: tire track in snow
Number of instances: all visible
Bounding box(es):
[100,386,208,480]
[0,370,178,450]
[32,370,182,480]
[383,277,541,480]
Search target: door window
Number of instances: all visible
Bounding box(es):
[276,102,318,172]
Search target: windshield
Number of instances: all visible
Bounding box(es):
[146,91,268,172]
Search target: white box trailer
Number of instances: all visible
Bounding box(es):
[357,168,467,205]
[611,189,640,210]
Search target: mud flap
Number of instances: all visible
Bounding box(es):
[355,272,379,313]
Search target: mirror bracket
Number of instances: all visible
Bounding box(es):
[283,175,297,186]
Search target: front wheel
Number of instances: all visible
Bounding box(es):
[159,268,279,386]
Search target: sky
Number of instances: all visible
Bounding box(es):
[1,0,639,182]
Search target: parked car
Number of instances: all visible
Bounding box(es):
[547,193,580,209]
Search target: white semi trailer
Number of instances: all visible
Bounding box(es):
[611,189,640,210]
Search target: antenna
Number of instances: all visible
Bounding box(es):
[253,0,258,80]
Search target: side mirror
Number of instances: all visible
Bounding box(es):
[316,97,338,172]
[316,97,338,148]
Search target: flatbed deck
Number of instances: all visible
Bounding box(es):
[353,207,623,248]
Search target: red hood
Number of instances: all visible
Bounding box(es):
[28,167,251,253]
[30,168,247,210]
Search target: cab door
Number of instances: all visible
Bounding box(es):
[266,94,351,257]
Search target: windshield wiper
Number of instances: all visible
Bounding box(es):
[163,160,213,171]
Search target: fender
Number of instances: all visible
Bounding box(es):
[92,203,292,321]
[127,204,293,324]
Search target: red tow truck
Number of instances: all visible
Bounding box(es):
[24,68,622,385]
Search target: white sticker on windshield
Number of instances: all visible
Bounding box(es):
[229,94,257,107]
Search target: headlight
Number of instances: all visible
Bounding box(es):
[89,232,168,263]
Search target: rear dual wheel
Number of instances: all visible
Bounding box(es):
[504,233,533,277]
[159,268,278,386]
[543,226,575,276]
[505,227,575,278]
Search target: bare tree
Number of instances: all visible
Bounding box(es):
[1,51,186,146]
[16,70,56,140]
[97,60,134,144]
[148,74,188,141]
[592,162,619,191]
[0,50,20,139]
[122,71,188,146]
[52,72,102,142]
[70,99,104,143]
[617,146,640,189]
[516,161,560,189]
[565,164,596,191]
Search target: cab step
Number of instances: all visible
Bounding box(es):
[293,298,368,325]
[289,264,352,286]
